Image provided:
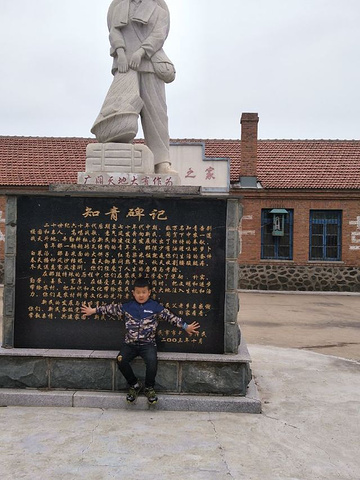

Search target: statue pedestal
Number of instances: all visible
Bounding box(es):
[78,143,181,186]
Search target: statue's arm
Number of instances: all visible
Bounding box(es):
[109,27,126,57]
[107,1,126,57]
[107,0,118,30]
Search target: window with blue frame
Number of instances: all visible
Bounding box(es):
[261,209,293,260]
[309,210,342,261]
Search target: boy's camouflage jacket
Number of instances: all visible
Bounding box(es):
[96,299,187,345]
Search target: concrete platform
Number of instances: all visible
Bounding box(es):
[0,379,261,413]
[0,340,257,412]
[0,340,252,397]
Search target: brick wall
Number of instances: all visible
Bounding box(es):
[0,195,6,275]
[236,191,360,291]
[238,194,360,267]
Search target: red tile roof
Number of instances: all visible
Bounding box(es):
[1,136,359,190]
[258,140,360,190]
[0,137,94,186]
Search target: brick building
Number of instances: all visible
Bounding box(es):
[1,114,359,291]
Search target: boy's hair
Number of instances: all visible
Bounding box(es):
[132,277,152,290]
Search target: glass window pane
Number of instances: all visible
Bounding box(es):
[278,246,290,258]
[326,235,338,247]
[327,224,337,235]
[311,247,323,259]
[326,247,338,259]
[263,232,273,243]
[312,224,323,235]
[263,245,275,258]
[312,235,323,247]
[312,212,322,221]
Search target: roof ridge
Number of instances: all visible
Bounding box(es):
[1,136,359,142]
[170,138,240,142]
[258,138,360,142]
[0,135,95,140]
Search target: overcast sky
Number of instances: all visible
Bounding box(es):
[1,0,359,140]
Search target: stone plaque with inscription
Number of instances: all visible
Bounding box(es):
[14,196,227,353]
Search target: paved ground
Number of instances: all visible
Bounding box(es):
[1,290,360,479]
[238,291,360,361]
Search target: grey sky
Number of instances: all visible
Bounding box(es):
[1,0,359,140]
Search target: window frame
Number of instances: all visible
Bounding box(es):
[261,208,293,260]
[309,210,342,261]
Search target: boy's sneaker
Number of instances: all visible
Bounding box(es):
[126,382,142,404]
[144,387,158,405]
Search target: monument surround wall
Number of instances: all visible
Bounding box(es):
[1,190,251,396]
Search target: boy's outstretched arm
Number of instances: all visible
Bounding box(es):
[158,308,200,335]
[81,303,96,317]
[185,321,200,336]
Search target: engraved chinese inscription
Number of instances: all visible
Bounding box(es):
[15,197,226,352]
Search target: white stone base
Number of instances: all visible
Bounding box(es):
[85,143,154,174]
[81,142,181,186]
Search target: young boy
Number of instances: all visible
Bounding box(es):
[81,277,200,404]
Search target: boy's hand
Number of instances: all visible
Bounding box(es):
[185,321,200,336]
[81,303,96,317]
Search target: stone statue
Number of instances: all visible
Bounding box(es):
[91,0,176,174]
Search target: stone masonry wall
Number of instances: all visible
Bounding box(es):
[0,196,5,273]
[239,264,360,292]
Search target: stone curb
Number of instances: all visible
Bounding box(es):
[238,289,360,296]
[0,380,261,413]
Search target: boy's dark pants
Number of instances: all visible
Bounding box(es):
[117,343,158,388]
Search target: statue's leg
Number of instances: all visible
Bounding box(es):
[139,73,172,168]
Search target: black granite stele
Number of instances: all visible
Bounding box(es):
[14,195,226,353]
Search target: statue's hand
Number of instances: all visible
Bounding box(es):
[116,48,129,73]
[130,48,145,70]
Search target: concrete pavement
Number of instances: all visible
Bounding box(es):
[0,345,359,479]
[1,290,360,478]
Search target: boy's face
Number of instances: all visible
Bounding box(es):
[132,286,151,304]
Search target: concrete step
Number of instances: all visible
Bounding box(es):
[0,380,261,413]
